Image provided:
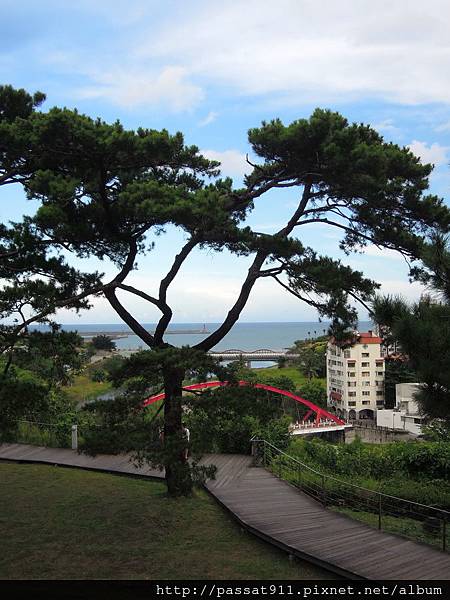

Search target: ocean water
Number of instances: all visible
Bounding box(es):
[57,321,372,353]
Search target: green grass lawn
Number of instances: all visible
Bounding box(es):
[0,463,334,580]
[65,363,113,405]
[255,367,325,389]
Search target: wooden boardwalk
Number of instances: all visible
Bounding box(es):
[1,444,450,580]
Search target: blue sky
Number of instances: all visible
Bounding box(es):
[1,0,450,323]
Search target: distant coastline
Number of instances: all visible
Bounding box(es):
[30,322,372,358]
[80,328,210,340]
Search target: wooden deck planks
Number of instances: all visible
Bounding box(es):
[1,443,450,580]
[200,453,450,580]
[0,443,163,478]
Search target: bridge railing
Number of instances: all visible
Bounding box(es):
[251,437,450,553]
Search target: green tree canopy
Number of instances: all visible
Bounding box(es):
[372,235,450,423]
[91,335,116,352]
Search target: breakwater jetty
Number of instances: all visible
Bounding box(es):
[80,327,210,340]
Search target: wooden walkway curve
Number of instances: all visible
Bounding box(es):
[1,443,450,580]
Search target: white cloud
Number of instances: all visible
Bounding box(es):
[377,279,425,303]
[198,111,218,126]
[201,149,250,177]
[132,0,450,106]
[362,245,405,261]
[372,119,400,136]
[77,65,204,111]
[407,140,449,166]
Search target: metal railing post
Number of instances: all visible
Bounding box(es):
[71,424,78,451]
[378,493,382,530]
[443,519,447,552]
[249,437,450,552]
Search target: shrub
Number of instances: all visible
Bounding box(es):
[91,335,116,351]
[91,369,107,382]
[289,438,450,481]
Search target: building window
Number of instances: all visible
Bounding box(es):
[344,350,351,358]
[362,391,370,396]
[376,371,384,376]
[362,400,370,405]
[347,372,356,377]
[348,381,357,387]
[348,391,356,397]
[376,391,384,396]
[361,362,370,367]
[362,371,370,377]
[376,360,383,366]
[362,352,369,358]
[348,361,356,367]
[363,381,371,387]
[348,401,356,407]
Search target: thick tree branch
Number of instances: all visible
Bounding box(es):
[154,237,199,344]
[2,238,140,353]
[346,289,373,314]
[258,264,286,277]
[116,283,162,308]
[277,181,313,236]
[194,250,268,351]
[103,237,160,347]
[195,183,313,351]
[0,169,22,185]
[104,287,155,347]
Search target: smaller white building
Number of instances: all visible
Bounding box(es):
[376,383,424,435]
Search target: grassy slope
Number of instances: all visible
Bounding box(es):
[255,367,325,389]
[65,373,112,404]
[65,364,323,405]
[0,463,333,580]
[65,361,113,405]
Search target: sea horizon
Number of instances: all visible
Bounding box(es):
[31,321,373,357]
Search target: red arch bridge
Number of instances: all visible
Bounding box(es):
[143,381,351,435]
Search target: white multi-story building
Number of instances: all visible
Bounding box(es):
[326,330,385,420]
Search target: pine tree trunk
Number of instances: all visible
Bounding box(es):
[163,366,192,496]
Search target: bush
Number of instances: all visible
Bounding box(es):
[289,438,450,481]
[91,369,107,382]
[91,335,116,351]
[186,385,287,455]
[297,380,327,409]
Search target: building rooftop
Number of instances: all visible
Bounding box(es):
[329,330,382,347]
[358,331,382,344]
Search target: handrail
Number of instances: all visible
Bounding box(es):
[251,437,450,516]
[251,437,450,552]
